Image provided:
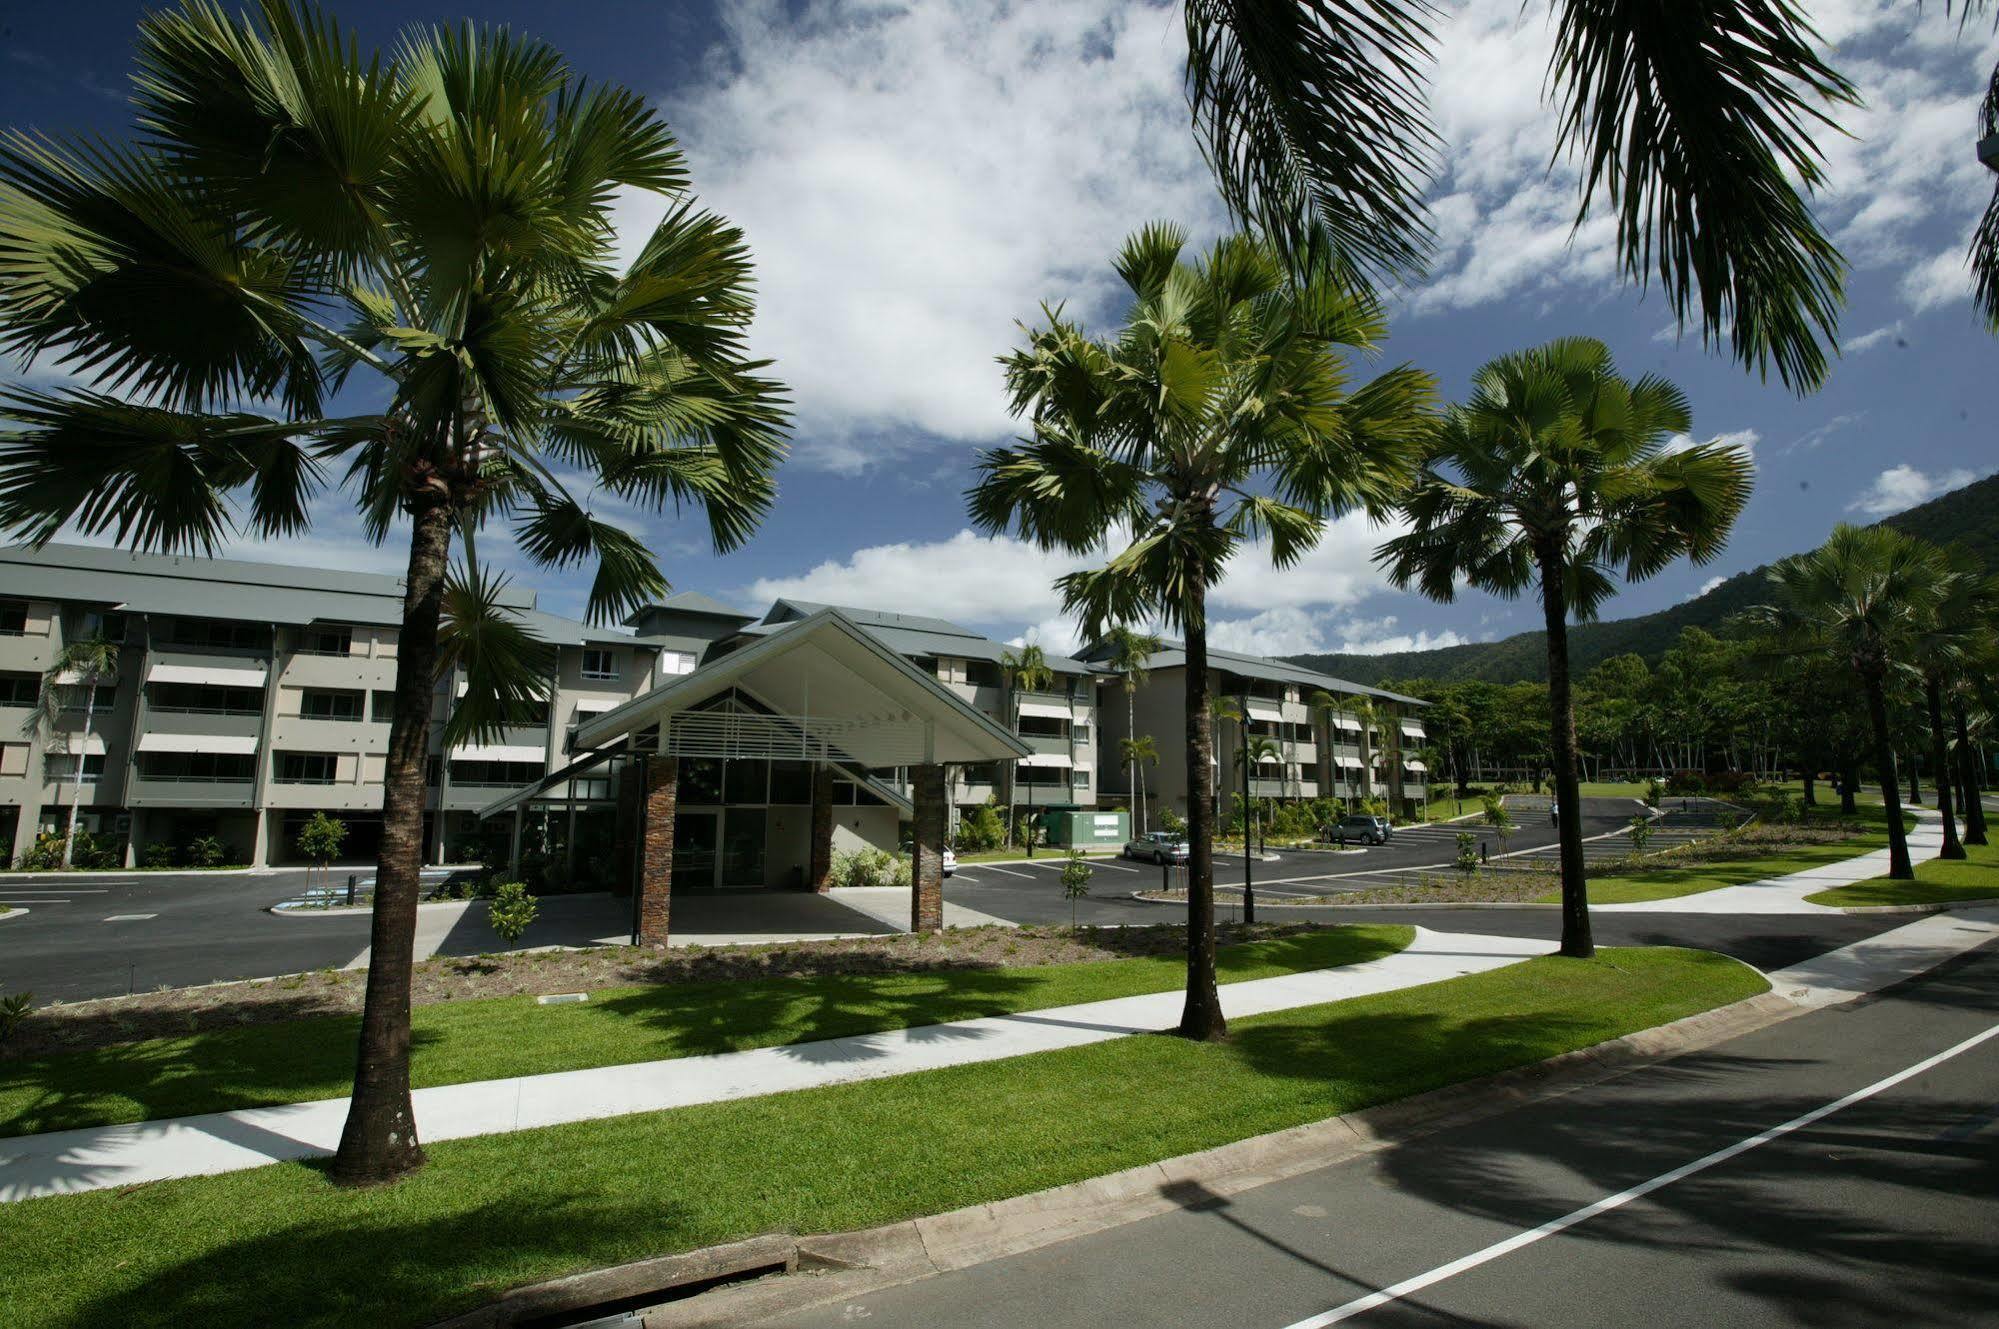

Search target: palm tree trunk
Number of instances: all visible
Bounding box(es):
[61,684,97,869]
[1955,701,1987,847]
[1536,544,1593,958]
[1840,754,1858,815]
[1177,551,1226,1041]
[1925,676,1964,860]
[331,496,453,1186]
[1862,675,1914,881]
[1127,687,1139,834]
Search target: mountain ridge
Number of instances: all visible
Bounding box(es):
[1286,471,1999,685]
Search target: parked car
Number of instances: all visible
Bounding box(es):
[1123,831,1190,864]
[942,847,956,877]
[1325,815,1393,846]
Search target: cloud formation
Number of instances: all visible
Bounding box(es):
[1847,463,1983,516]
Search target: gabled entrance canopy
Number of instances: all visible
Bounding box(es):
[572,607,1031,769]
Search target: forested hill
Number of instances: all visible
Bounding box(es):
[1287,470,1999,685]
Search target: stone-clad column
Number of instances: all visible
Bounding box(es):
[910,763,945,932]
[638,755,678,948]
[809,765,835,891]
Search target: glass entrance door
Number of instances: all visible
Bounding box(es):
[672,811,719,891]
[720,807,767,888]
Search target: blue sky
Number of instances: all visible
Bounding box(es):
[5,1,1996,656]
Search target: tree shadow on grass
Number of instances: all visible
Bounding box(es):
[0,1022,444,1139]
[54,1185,693,1329]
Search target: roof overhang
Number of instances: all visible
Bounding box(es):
[574,608,1032,768]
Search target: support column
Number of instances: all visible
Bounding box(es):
[508,807,524,875]
[808,765,835,891]
[910,763,945,932]
[638,755,678,948]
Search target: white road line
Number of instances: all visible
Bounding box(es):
[1091,860,1141,873]
[1279,1019,1999,1328]
[0,889,109,895]
[969,864,1035,880]
[102,913,158,922]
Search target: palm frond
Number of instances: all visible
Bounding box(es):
[437,563,555,748]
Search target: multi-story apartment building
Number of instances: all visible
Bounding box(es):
[0,544,680,867]
[1078,640,1430,822]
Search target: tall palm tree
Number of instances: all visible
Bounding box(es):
[0,3,786,1185]
[1000,643,1055,843]
[969,224,1431,1039]
[1103,624,1164,826]
[1350,695,1380,810]
[1234,732,1281,923]
[1183,2,1871,386]
[1305,688,1343,799]
[1905,548,1998,861]
[1120,733,1160,833]
[1379,337,1751,958]
[35,635,119,867]
[1750,526,1953,881]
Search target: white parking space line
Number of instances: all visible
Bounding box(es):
[1090,860,1141,873]
[970,864,1035,879]
[102,913,158,922]
[1281,1019,1999,1328]
[1,889,109,895]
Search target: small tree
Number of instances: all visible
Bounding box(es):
[35,635,119,868]
[1484,798,1515,857]
[296,812,348,888]
[1629,814,1653,856]
[1454,831,1478,875]
[1060,850,1093,928]
[487,881,539,948]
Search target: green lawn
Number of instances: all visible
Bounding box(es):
[1575,781,1650,798]
[0,927,1411,1139]
[1807,839,1999,907]
[0,947,1764,1329]
[1536,806,1911,905]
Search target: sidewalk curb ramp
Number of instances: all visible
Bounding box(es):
[428,985,1805,1328]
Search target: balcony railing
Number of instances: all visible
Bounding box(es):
[149,704,263,716]
[136,773,253,784]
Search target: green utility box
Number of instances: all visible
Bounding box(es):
[1039,808,1130,849]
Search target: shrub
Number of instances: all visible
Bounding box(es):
[1059,849,1093,926]
[956,799,1006,852]
[1159,807,1187,837]
[20,832,66,871]
[487,881,539,947]
[141,841,176,869]
[70,830,124,869]
[186,835,228,868]
[1645,777,1664,807]
[0,990,31,1046]
[1629,814,1653,855]
[295,812,347,870]
[830,847,912,890]
[1454,831,1478,874]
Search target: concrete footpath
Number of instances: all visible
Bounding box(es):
[1600,808,1946,914]
[0,927,1546,1204]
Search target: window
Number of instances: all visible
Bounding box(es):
[139,752,254,783]
[60,683,117,713]
[659,650,695,676]
[768,760,813,805]
[300,688,364,720]
[1074,768,1091,788]
[0,673,37,707]
[149,682,262,714]
[276,752,338,784]
[582,648,618,680]
[163,618,268,650]
[447,760,542,788]
[1017,715,1068,739]
[961,762,999,786]
[300,625,353,656]
[0,601,26,635]
[80,611,126,642]
[965,660,1003,689]
[370,690,397,722]
[44,753,107,781]
[724,758,769,804]
[1072,724,1091,745]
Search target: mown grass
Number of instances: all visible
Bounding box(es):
[0,947,1764,1329]
[1807,839,1999,907]
[0,926,1411,1139]
[1539,805,1912,905]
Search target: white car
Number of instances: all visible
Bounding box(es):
[942,847,956,877]
[1123,831,1190,864]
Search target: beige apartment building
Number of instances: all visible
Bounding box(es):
[1078,640,1429,823]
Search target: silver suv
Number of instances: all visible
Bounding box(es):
[1123,831,1190,864]
[1328,815,1393,845]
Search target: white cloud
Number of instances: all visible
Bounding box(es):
[1686,575,1726,602]
[1333,615,1470,656]
[645,0,1220,470]
[1845,321,1906,353]
[1899,245,1976,312]
[1847,463,1982,516]
[1665,428,1761,460]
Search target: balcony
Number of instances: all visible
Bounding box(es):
[127,775,256,808]
[142,709,263,743]
[1019,731,1072,757]
[1013,783,1078,808]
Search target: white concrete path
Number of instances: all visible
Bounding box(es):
[0,927,1541,1204]
[826,886,1017,933]
[1597,810,1947,915]
[1766,905,1999,1009]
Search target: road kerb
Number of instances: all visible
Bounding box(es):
[619,987,1804,1329]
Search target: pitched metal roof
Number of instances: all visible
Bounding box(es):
[1,543,637,647]
[623,589,753,623]
[757,600,1099,676]
[1075,638,1426,707]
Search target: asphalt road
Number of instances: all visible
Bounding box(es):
[764,946,1999,1329]
[0,868,376,1002]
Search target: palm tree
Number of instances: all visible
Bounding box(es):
[0,5,786,1185]
[1904,548,1997,862]
[1305,688,1343,799]
[35,635,119,867]
[1103,624,1163,827]
[1350,696,1380,810]
[1234,732,1280,924]
[1379,338,1751,958]
[969,224,1431,1039]
[1183,2,1869,386]
[1750,526,1953,881]
[1000,643,1055,844]
[1120,733,1160,833]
